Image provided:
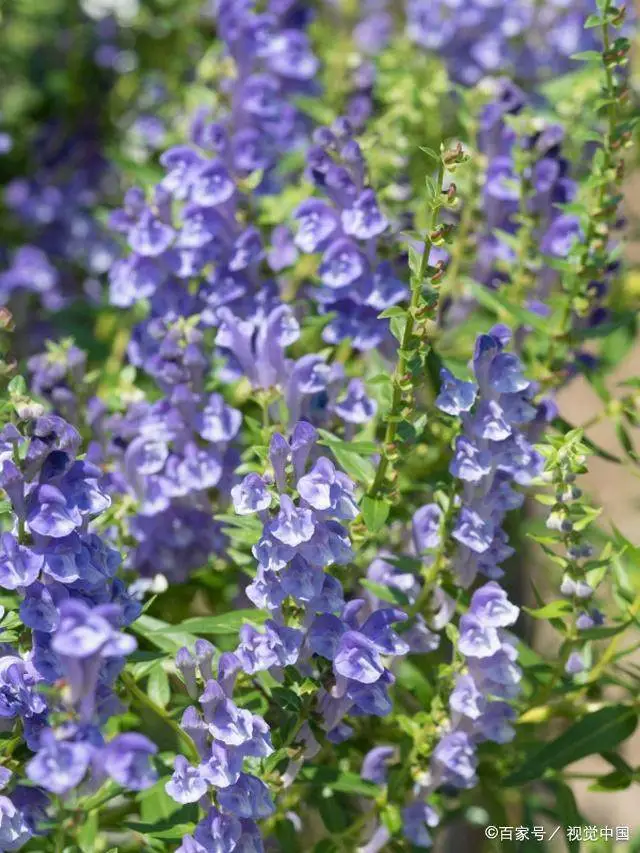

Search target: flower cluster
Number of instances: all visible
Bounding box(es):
[232,423,407,741]
[401,581,521,849]
[406,0,610,87]
[284,118,406,351]
[437,326,544,588]
[1,125,118,318]
[213,0,318,189]
[0,413,155,843]
[475,79,580,294]
[215,301,377,429]
[347,0,393,131]
[101,1,324,583]
[168,646,274,852]
[104,341,240,580]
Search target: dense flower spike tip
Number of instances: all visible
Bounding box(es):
[0,410,156,838]
[437,328,543,588]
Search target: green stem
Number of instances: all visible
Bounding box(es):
[546,3,623,382]
[368,157,446,498]
[437,180,473,325]
[121,672,200,763]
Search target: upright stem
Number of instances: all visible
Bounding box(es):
[551,1,624,363]
[368,157,446,498]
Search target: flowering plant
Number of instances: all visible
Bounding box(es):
[0,1,639,851]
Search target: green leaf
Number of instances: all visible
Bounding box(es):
[360,496,390,532]
[360,579,410,606]
[270,686,302,713]
[161,611,267,635]
[463,277,551,333]
[616,420,639,465]
[329,445,375,486]
[147,666,170,709]
[132,615,199,654]
[553,416,623,464]
[137,778,188,824]
[274,818,301,852]
[126,822,195,840]
[588,769,633,792]
[316,430,379,455]
[570,50,602,61]
[389,315,406,343]
[7,375,26,396]
[77,810,99,853]
[419,146,439,162]
[396,661,434,704]
[506,705,638,786]
[545,781,583,853]
[319,795,350,833]
[578,621,631,640]
[213,513,263,533]
[378,306,407,320]
[300,766,379,797]
[294,94,335,125]
[523,600,573,620]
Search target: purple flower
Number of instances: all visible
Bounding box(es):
[201,743,243,789]
[341,189,388,240]
[20,582,63,633]
[231,474,272,515]
[333,379,377,424]
[0,795,32,851]
[565,651,586,675]
[412,504,443,553]
[191,160,236,207]
[473,400,512,441]
[270,495,315,546]
[198,394,242,443]
[468,582,519,628]
[217,773,275,820]
[476,701,517,744]
[308,614,346,659]
[51,601,136,719]
[334,632,384,684]
[236,622,303,674]
[293,200,339,253]
[297,457,359,519]
[403,801,439,848]
[319,239,366,288]
[432,731,478,789]
[0,655,46,719]
[26,484,81,538]
[360,608,409,656]
[268,225,298,271]
[0,534,43,590]
[129,209,175,257]
[102,733,158,791]
[458,614,502,659]
[361,746,395,783]
[452,507,494,555]
[560,575,593,599]
[166,755,209,804]
[27,734,93,794]
[576,609,604,631]
[450,674,486,721]
[450,436,492,483]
